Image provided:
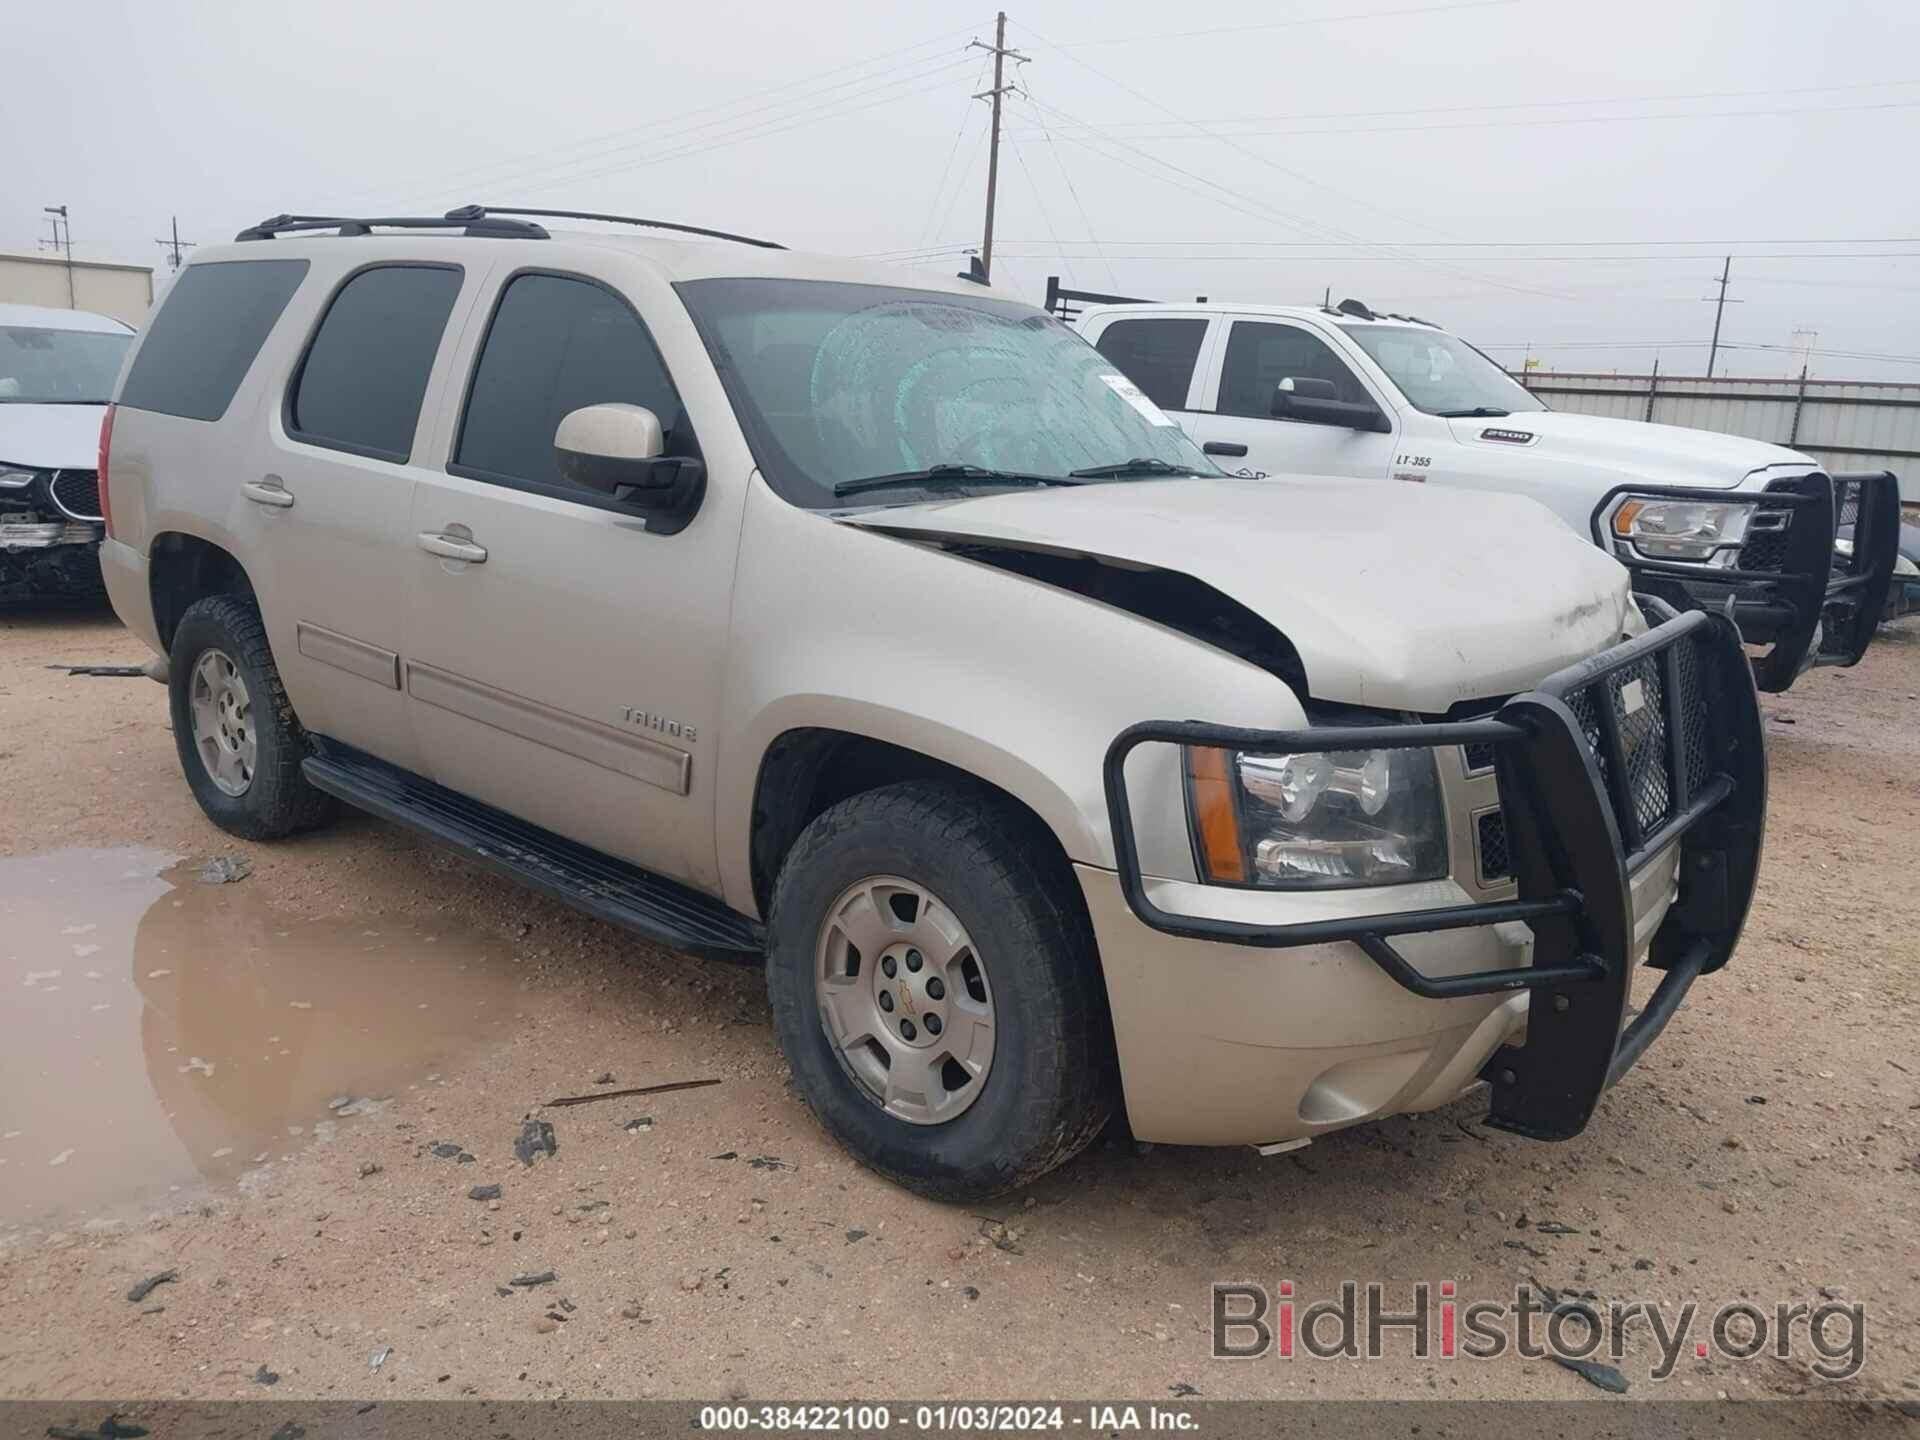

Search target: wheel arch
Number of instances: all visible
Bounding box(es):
[149,532,256,653]
[744,726,1087,925]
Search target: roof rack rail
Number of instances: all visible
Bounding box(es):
[452,206,786,250]
[235,211,551,242]
[234,206,786,249]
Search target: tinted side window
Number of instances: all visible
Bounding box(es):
[455,273,689,489]
[1093,318,1207,410]
[1219,322,1369,418]
[288,265,463,461]
[119,260,309,422]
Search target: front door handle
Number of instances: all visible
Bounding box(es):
[1202,441,1249,458]
[417,531,488,564]
[242,477,295,508]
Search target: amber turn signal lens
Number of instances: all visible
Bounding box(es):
[1612,498,1644,537]
[1185,745,1247,883]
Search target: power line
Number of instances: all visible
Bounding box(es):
[998,78,1920,133]
[971,236,1920,249]
[915,56,994,254]
[1009,97,1920,142]
[1051,0,1526,48]
[952,246,1920,263]
[153,217,196,272]
[344,21,987,208]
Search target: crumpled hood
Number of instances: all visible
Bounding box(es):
[842,477,1633,712]
[1446,409,1813,490]
[0,403,107,470]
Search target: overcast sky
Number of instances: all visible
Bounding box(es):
[10,0,1918,378]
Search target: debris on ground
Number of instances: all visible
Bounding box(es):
[358,1161,382,1178]
[1169,1383,1200,1398]
[125,1269,177,1303]
[845,1229,868,1244]
[593,1072,616,1085]
[510,1270,557,1288]
[47,1421,149,1440]
[369,1346,392,1373]
[253,1363,280,1386]
[51,663,150,678]
[747,1155,793,1171]
[1551,1355,1630,1393]
[711,1151,738,1161]
[1535,1221,1579,1235]
[513,1118,558,1166]
[429,1141,475,1163]
[543,1078,720,1108]
[467,1184,502,1201]
[978,1219,1023,1254]
[623,1117,653,1133]
[196,855,252,885]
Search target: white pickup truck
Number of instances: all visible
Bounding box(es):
[1052,282,1901,692]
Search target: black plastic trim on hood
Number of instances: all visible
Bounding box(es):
[874,530,1311,697]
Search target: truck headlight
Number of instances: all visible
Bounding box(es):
[0,466,40,491]
[1608,496,1751,562]
[1185,745,1449,889]
[1895,554,1920,578]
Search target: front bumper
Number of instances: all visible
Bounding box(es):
[1096,602,1765,1147]
[1591,472,1901,693]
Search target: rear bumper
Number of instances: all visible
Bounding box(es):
[1593,472,1901,692]
[1095,603,1765,1147]
[99,537,163,653]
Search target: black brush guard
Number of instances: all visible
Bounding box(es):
[1589,470,1901,693]
[1102,605,1766,1141]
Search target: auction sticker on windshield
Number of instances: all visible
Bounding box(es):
[1099,372,1179,426]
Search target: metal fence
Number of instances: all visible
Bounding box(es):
[1516,368,1918,502]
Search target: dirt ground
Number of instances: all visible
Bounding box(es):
[0,600,1915,1406]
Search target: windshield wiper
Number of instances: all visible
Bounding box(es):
[1067,457,1196,479]
[1435,406,1511,418]
[832,464,1081,499]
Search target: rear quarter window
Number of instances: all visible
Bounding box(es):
[118,259,309,422]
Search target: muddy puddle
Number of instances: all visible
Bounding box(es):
[0,847,533,1230]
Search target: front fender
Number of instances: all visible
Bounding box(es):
[714,485,1305,915]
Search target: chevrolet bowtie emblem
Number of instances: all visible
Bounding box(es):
[898,981,917,1018]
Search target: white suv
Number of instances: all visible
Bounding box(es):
[0,302,133,598]
[1061,285,1901,693]
[96,208,1766,1197]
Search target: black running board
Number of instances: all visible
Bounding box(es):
[303,742,765,962]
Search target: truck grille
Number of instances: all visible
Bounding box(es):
[1473,623,1719,881]
[49,470,103,522]
[1738,507,1794,572]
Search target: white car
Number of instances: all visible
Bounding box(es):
[1059,285,1901,693]
[0,302,134,598]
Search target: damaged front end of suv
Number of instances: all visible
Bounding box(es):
[0,464,107,599]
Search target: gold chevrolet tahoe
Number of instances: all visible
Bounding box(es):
[95,206,1767,1199]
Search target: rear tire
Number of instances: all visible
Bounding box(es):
[767,781,1114,1201]
[169,595,337,840]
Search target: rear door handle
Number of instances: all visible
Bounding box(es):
[1203,441,1249,458]
[242,477,295,508]
[417,532,488,564]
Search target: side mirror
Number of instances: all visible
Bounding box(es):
[554,403,705,534]
[1270,377,1391,434]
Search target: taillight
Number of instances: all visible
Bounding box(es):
[97,403,116,538]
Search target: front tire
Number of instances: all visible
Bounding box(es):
[168,595,336,840]
[767,781,1114,1200]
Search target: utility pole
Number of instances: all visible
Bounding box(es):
[968,13,1026,283]
[43,205,74,306]
[154,216,197,272]
[1702,255,1743,378]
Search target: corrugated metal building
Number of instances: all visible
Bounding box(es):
[1518,370,1918,502]
[0,251,154,329]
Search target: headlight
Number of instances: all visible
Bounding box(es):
[1608,497,1751,562]
[1896,554,1920,578]
[0,467,40,491]
[1185,744,1449,890]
